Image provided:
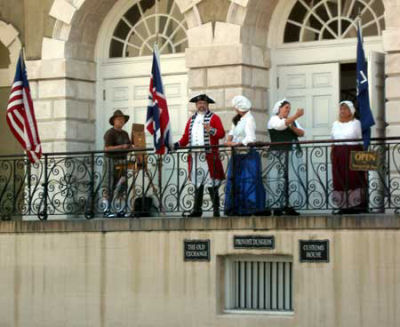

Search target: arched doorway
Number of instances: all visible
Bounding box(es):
[95,0,189,149]
[0,21,23,155]
[268,0,386,140]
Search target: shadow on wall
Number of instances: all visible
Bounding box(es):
[0,87,23,156]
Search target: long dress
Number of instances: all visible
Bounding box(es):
[267,116,306,210]
[331,119,367,209]
[224,112,266,216]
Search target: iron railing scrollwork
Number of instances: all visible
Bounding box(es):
[0,137,400,220]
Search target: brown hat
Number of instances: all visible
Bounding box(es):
[109,110,129,126]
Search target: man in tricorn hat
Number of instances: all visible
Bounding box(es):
[175,94,225,217]
[102,110,133,218]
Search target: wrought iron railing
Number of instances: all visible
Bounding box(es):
[0,137,398,220]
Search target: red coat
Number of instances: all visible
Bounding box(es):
[178,111,225,181]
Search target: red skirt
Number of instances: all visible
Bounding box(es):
[332,145,367,191]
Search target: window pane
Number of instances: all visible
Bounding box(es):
[284,0,385,43]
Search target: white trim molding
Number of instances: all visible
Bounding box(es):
[0,21,22,87]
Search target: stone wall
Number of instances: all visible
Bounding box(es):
[0,216,399,327]
[382,0,400,138]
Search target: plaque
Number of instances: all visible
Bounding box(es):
[350,151,379,171]
[184,240,210,261]
[234,235,275,249]
[299,240,329,263]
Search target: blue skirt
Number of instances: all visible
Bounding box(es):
[224,149,266,216]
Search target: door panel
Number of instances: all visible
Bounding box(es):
[101,66,188,149]
[278,63,340,141]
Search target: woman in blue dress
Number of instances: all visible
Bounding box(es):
[224,95,267,216]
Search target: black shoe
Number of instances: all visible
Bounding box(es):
[350,206,368,214]
[105,212,117,218]
[186,211,202,218]
[117,210,126,218]
[273,209,283,216]
[208,187,220,218]
[332,209,344,215]
[284,207,300,216]
[258,209,271,216]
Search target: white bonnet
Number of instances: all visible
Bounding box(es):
[339,100,356,115]
[272,98,290,115]
[232,95,252,112]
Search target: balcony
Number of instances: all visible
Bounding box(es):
[0,138,397,220]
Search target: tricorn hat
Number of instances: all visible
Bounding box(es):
[109,109,130,126]
[189,94,215,104]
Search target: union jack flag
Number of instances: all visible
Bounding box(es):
[6,51,42,163]
[146,45,172,154]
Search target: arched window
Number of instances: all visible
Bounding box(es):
[284,0,385,43]
[109,0,188,57]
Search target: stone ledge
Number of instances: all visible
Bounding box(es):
[1,215,399,234]
[186,45,267,68]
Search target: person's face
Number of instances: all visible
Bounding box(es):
[196,100,209,112]
[113,116,126,129]
[279,103,291,118]
[235,109,244,116]
[339,104,352,121]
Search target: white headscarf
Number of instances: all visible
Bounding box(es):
[339,100,356,115]
[232,95,252,112]
[272,98,290,115]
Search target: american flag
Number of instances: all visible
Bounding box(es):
[6,51,42,163]
[146,45,172,154]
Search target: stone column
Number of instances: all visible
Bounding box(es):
[28,38,96,153]
[185,22,269,140]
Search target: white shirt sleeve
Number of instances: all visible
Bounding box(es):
[228,123,234,137]
[267,115,287,131]
[294,120,304,131]
[354,119,362,139]
[331,121,337,139]
[242,115,257,145]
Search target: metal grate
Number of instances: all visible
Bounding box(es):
[230,260,293,312]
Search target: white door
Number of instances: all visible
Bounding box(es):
[368,51,385,138]
[277,63,340,211]
[277,63,340,141]
[103,74,188,146]
[97,55,188,149]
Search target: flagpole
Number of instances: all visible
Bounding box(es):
[20,47,25,70]
[357,6,362,39]
[155,0,159,47]
[154,0,164,214]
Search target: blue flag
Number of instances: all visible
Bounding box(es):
[356,22,375,149]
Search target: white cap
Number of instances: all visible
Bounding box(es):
[272,98,290,115]
[340,100,356,115]
[232,95,252,112]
